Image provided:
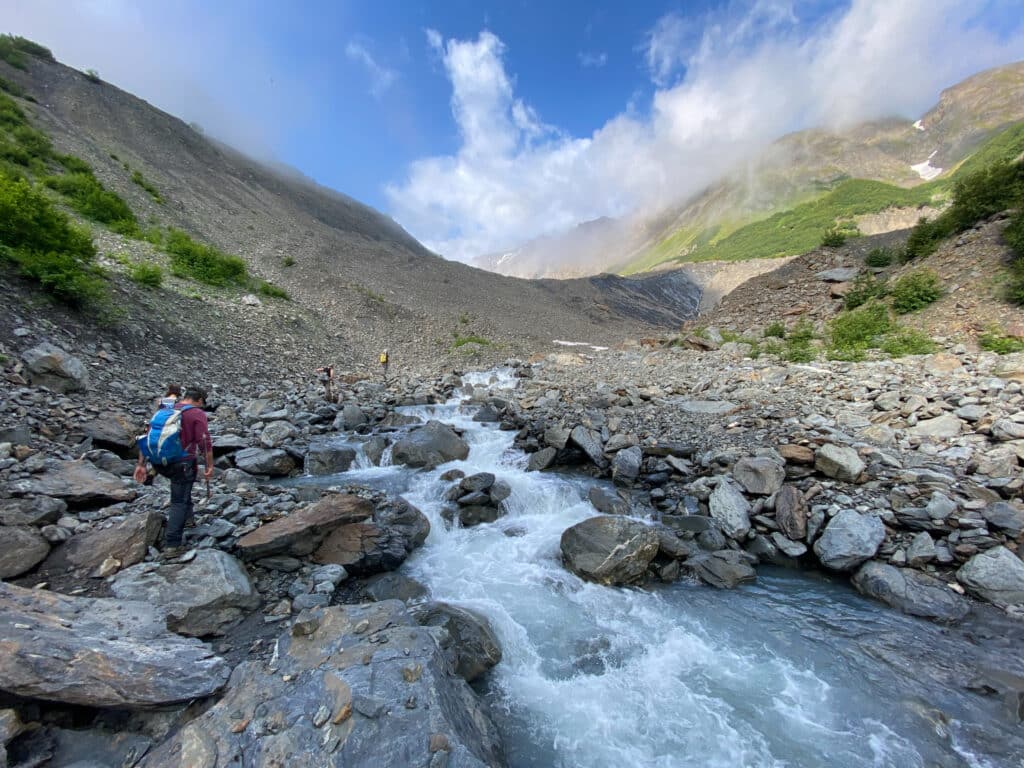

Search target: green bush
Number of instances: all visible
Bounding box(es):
[844,273,887,310]
[0,174,106,306]
[865,247,896,268]
[821,228,847,248]
[43,172,139,235]
[165,228,247,286]
[129,261,162,288]
[763,321,785,338]
[0,76,25,98]
[282,255,295,267]
[83,69,101,83]
[451,335,492,349]
[57,154,92,174]
[781,318,817,362]
[828,303,893,360]
[257,280,289,299]
[978,329,1024,354]
[130,169,162,203]
[142,227,163,246]
[881,328,938,357]
[889,270,942,314]
[0,35,55,70]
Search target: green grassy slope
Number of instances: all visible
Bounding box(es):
[624,120,1024,271]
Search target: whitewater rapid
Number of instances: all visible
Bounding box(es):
[297,369,1022,768]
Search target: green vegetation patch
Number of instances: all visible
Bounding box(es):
[828,303,893,361]
[0,172,106,306]
[43,172,139,236]
[165,228,247,287]
[673,179,933,264]
[880,328,938,357]
[763,321,786,339]
[865,247,896,268]
[129,261,163,288]
[452,334,493,349]
[257,280,289,300]
[0,35,54,70]
[979,328,1024,355]
[781,318,817,362]
[889,270,943,314]
[130,169,162,203]
[844,273,887,310]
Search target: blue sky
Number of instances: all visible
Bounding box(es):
[2,1,1024,260]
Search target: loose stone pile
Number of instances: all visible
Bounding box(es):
[2,329,1024,763]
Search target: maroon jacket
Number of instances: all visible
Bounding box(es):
[176,403,211,460]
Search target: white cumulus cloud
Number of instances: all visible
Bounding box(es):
[387,0,1024,262]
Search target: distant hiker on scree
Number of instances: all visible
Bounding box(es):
[316,365,335,402]
[134,387,214,554]
[380,349,389,378]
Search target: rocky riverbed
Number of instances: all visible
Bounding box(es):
[1,330,1024,767]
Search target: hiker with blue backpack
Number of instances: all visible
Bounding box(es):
[134,387,214,555]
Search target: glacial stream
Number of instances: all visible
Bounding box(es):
[296,370,1024,768]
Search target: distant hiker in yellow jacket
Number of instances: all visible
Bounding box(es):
[379,349,389,379]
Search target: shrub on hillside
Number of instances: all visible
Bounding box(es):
[889,270,942,314]
[43,172,139,235]
[864,247,896,268]
[763,321,785,338]
[881,328,938,357]
[0,35,54,70]
[844,273,887,310]
[129,261,162,288]
[828,303,893,360]
[781,318,817,362]
[165,228,247,286]
[0,173,106,306]
[979,328,1024,355]
[83,69,101,84]
[257,280,289,300]
[130,169,162,203]
[821,228,847,248]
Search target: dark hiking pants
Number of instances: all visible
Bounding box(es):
[161,459,197,547]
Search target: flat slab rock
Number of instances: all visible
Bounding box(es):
[236,493,374,559]
[48,510,162,574]
[673,400,738,415]
[852,560,969,623]
[0,583,229,708]
[8,459,136,505]
[141,600,503,768]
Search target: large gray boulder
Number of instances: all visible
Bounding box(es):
[111,550,260,637]
[957,547,1024,608]
[234,446,296,476]
[774,485,807,541]
[588,487,629,516]
[813,510,885,571]
[237,494,374,559]
[305,442,357,476]
[50,510,162,574]
[814,444,865,482]
[260,420,297,448]
[526,446,557,472]
[21,342,88,393]
[0,582,229,707]
[0,496,66,527]
[8,460,136,505]
[611,445,642,486]
[852,561,969,622]
[410,601,502,683]
[333,404,368,430]
[313,497,430,576]
[391,420,469,469]
[560,516,659,585]
[0,526,49,579]
[686,550,757,589]
[733,457,785,496]
[708,480,751,539]
[570,426,608,468]
[982,502,1024,537]
[141,601,503,768]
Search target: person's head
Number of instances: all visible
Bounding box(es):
[165,384,182,398]
[182,386,208,406]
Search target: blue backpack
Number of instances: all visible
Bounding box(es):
[138,405,194,466]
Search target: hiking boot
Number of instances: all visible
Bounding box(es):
[159,545,185,560]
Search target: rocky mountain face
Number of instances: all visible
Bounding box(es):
[478,61,1024,280]
[0,54,700,376]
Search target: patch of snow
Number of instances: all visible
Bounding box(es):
[553,340,608,351]
[912,119,925,131]
[495,250,519,267]
[911,150,942,181]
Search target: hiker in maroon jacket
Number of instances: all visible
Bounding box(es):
[134,387,214,554]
